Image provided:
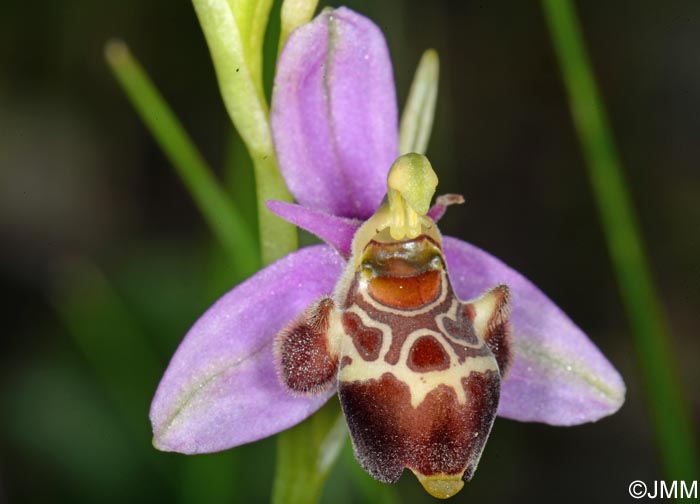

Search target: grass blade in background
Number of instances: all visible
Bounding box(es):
[104,40,259,279]
[52,259,162,433]
[541,0,699,482]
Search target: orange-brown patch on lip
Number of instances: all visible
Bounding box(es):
[362,236,444,310]
[368,270,441,309]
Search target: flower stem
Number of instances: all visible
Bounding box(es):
[541,0,698,482]
[253,152,299,265]
[192,0,298,265]
[192,2,343,498]
[272,400,347,504]
[104,40,259,278]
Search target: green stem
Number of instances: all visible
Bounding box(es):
[253,152,298,265]
[541,0,698,482]
[104,40,259,278]
[191,2,342,498]
[192,0,297,264]
[272,400,347,504]
[224,128,259,243]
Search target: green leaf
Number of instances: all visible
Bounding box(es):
[399,49,439,155]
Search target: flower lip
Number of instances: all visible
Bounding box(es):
[270,1,625,433]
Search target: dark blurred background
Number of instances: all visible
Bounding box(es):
[1,0,698,502]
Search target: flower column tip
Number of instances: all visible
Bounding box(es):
[386,153,438,240]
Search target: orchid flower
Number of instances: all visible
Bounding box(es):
[150,7,625,499]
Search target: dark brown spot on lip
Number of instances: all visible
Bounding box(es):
[342,312,382,361]
[408,335,450,372]
[442,306,479,345]
[339,370,500,484]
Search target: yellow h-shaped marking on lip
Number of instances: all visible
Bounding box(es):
[386,153,438,240]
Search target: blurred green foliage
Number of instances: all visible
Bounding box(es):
[542,0,698,483]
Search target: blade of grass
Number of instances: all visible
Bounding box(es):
[53,259,241,501]
[105,40,259,278]
[51,258,177,486]
[52,258,161,432]
[541,0,698,482]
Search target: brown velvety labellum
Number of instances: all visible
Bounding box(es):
[339,370,500,484]
[274,225,511,499]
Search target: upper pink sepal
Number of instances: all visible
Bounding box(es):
[271,7,399,219]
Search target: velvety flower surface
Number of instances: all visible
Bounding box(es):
[150,6,624,456]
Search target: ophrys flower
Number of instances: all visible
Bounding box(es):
[149,7,625,499]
